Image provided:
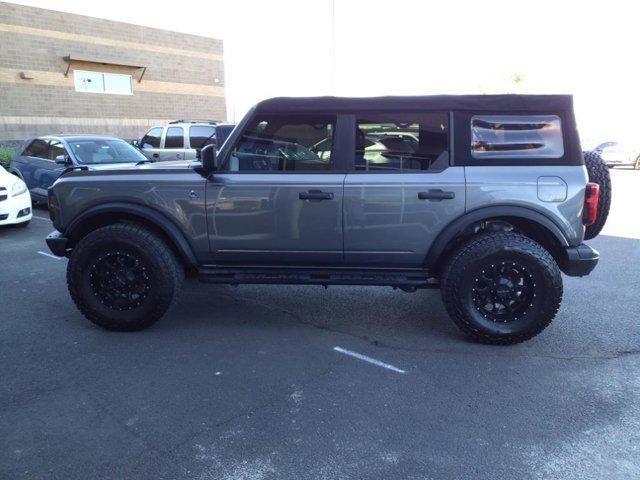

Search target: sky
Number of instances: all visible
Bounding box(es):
[8,0,639,145]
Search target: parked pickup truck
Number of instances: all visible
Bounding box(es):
[46,95,602,345]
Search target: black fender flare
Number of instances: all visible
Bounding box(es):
[66,202,199,267]
[425,205,570,270]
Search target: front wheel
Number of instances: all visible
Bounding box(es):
[67,223,184,331]
[441,232,563,345]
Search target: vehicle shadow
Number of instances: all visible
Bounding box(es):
[169,279,462,347]
[161,232,640,356]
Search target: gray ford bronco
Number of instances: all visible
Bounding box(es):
[46,95,602,344]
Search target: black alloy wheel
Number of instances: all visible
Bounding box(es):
[67,223,184,331]
[441,232,563,345]
[89,250,151,311]
[471,261,535,323]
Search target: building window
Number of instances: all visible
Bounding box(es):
[471,115,564,159]
[74,70,133,95]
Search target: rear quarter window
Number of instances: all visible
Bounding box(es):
[471,115,564,159]
[189,126,216,149]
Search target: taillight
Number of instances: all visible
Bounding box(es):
[583,182,600,226]
[47,189,56,209]
[48,188,58,223]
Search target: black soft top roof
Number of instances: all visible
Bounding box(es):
[254,94,574,114]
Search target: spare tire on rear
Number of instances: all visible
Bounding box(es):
[583,150,611,240]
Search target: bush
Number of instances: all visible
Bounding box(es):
[0,147,15,168]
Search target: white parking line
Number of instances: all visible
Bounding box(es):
[333,346,406,374]
[37,251,63,260]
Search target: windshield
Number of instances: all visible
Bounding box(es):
[67,138,147,165]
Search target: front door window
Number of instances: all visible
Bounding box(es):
[141,128,162,149]
[226,114,335,172]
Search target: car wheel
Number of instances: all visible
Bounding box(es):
[635,155,640,170]
[583,150,612,240]
[440,232,562,345]
[67,223,184,331]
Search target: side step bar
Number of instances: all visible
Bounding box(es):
[198,266,439,289]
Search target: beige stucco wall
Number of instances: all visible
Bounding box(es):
[0,2,226,143]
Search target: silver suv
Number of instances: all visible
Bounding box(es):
[46,95,602,345]
[136,121,235,161]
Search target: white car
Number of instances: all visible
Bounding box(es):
[0,165,32,227]
[595,141,640,169]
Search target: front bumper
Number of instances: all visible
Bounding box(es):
[0,191,32,225]
[561,243,599,277]
[46,230,69,257]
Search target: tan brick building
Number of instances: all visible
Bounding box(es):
[0,2,226,145]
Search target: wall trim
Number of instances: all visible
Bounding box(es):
[0,67,224,97]
[0,23,223,61]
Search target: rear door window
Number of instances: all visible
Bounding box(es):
[189,126,216,149]
[23,139,49,159]
[165,127,184,148]
[355,112,449,171]
[471,115,564,159]
[141,127,163,148]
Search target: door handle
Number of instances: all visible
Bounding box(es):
[418,189,455,201]
[152,153,159,158]
[299,190,334,201]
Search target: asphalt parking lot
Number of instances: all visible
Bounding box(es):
[1,169,639,480]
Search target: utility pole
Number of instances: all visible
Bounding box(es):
[330,0,336,95]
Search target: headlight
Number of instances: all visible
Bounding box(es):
[11,179,27,197]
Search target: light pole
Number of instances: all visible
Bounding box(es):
[330,0,336,95]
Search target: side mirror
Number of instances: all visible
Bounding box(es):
[200,144,217,173]
[55,154,71,165]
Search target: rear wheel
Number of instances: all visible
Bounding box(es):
[67,223,184,331]
[441,232,562,345]
[634,155,640,170]
[583,150,611,240]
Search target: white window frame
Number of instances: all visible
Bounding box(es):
[73,70,133,95]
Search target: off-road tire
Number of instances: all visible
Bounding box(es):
[441,232,563,345]
[583,150,611,240]
[67,223,184,331]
